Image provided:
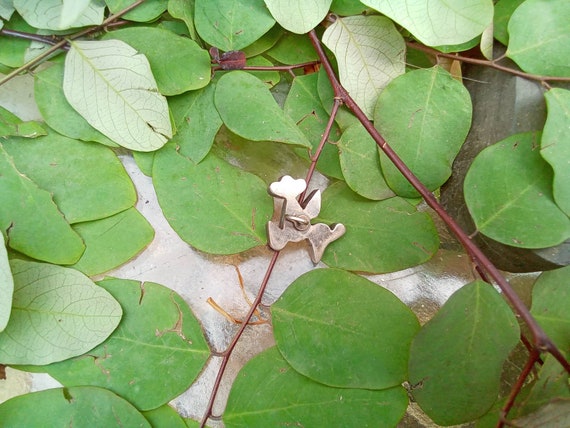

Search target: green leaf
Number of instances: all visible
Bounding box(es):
[106,0,167,22]
[245,55,281,88]
[153,147,272,254]
[541,88,570,216]
[0,14,34,68]
[493,0,525,45]
[531,265,570,353]
[169,83,222,163]
[506,0,570,77]
[0,105,45,139]
[241,25,283,58]
[64,39,172,152]
[331,0,370,15]
[224,346,408,427]
[167,0,199,40]
[266,32,318,64]
[316,67,359,130]
[70,208,154,276]
[102,27,211,96]
[374,66,472,198]
[14,0,104,30]
[338,123,394,200]
[284,73,343,179]
[408,280,520,425]
[264,0,332,34]
[34,63,116,146]
[464,132,570,248]
[0,234,13,332]
[214,71,311,148]
[317,182,439,273]
[0,260,122,365]
[143,405,188,428]
[194,0,275,51]
[0,145,85,265]
[0,386,150,427]
[322,15,405,118]
[362,0,493,47]
[3,132,136,224]
[29,278,209,411]
[273,268,419,389]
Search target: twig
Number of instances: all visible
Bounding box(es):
[0,29,62,46]
[0,0,147,86]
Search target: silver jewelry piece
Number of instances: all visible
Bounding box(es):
[266,176,346,263]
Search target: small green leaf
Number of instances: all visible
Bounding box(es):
[322,15,405,118]
[153,146,272,254]
[338,123,394,200]
[284,73,343,179]
[493,0,525,45]
[0,14,33,68]
[102,27,211,96]
[331,0,370,15]
[14,0,104,30]
[541,88,570,216]
[464,132,570,248]
[70,208,154,276]
[266,32,318,64]
[215,71,311,148]
[0,145,85,265]
[167,0,199,40]
[264,0,332,34]
[273,268,419,389]
[0,260,122,365]
[194,0,275,51]
[242,25,283,57]
[374,66,472,198]
[245,55,281,88]
[531,265,570,353]
[0,234,13,332]
[106,0,167,22]
[64,39,172,152]
[0,105,45,139]
[3,132,136,224]
[169,83,222,163]
[408,280,520,425]
[362,0,493,47]
[34,63,116,146]
[0,386,150,427]
[28,278,209,411]
[507,0,570,77]
[143,405,188,428]
[317,182,439,273]
[224,347,408,427]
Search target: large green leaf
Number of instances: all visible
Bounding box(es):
[273,268,419,389]
[14,0,104,30]
[0,386,150,427]
[374,66,472,198]
[541,88,570,216]
[464,132,570,248]
[224,346,408,427]
[153,146,272,254]
[194,0,275,51]
[3,132,136,224]
[531,265,570,353]
[29,278,209,411]
[106,0,167,22]
[215,71,311,148]
[317,182,439,273]
[63,39,172,152]
[0,145,85,265]
[169,83,222,163]
[362,0,493,47]
[0,260,122,365]
[338,123,394,200]
[101,27,211,96]
[322,15,405,119]
[70,208,154,276]
[0,106,45,139]
[264,0,332,34]
[283,73,343,179]
[34,63,116,146]
[0,234,12,332]
[506,0,570,77]
[408,280,520,425]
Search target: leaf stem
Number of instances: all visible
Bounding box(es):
[0,0,147,86]
[308,28,570,370]
[406,41,570,86]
